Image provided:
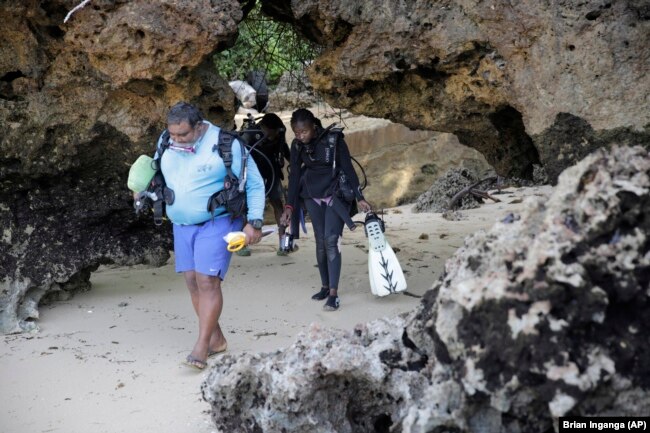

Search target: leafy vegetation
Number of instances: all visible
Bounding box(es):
[213,2,321,85]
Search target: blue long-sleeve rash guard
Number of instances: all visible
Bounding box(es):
[154,121,265,226]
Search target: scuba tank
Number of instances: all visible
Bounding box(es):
[127,155,157,193]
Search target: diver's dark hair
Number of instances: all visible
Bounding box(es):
[167,102,204,128]
[259,112,285,131]
[290,108,323,128]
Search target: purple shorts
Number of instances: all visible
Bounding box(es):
[173,216,243,278]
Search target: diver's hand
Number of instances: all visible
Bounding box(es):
[133,191,149,213]
[358,199,372,213]
[279,207,293,226]
[243,223,262,245]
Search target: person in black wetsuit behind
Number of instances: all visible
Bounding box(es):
[251,113,291,255]
[280,108,372,311]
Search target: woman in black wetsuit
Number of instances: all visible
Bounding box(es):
[280,108,371,311]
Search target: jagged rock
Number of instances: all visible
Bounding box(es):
[260,0,650,180]
[532,164,549,186]
[202,145,650,432]
[202,318,435,433]
[412,168,485,213]
[406,144,650,430]
[0,0,243,333]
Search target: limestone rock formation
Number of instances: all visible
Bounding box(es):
[2,0,647,337]
[261,0,649,180]
[202,145,650,432]
[0,0,244,333]
[412,167,487,214]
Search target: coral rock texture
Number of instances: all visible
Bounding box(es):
[202,145,650,432]
[261,0,649,180]
[0,0,243,333]
[412,167,486,213]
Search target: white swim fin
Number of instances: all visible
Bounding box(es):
[365,213,407,297]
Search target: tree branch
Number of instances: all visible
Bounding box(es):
[469,189,501,203]
[447,176,497,210]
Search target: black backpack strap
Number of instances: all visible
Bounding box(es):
[208,129,249,221]
[158,129,171,155]
[146,129,172,226]
[152,129,171,171]
[214,130,237,179]
[161,129,171,149]
[152,196,165,226]
[327,127,344,177]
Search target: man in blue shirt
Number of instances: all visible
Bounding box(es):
[157,102,265,370]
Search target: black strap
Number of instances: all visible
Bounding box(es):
[158,130,170,156]
[329,131,338,179]
[153,198,164,226]
[207,130,249,220]
[150,131,170,225]
[329,195,356,230]
[215,131,236,179]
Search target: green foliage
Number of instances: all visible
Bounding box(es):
[214,3,320,84]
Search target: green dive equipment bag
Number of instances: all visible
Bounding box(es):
[128,154,157,192]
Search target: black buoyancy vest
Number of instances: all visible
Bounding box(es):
[148,129,246,225]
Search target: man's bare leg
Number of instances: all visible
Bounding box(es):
[184,271,227,362]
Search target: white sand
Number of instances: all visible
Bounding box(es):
[0,186,551,433]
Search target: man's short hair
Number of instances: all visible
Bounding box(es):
[167,102,204,128]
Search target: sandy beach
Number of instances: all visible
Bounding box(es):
[0,185,551,433]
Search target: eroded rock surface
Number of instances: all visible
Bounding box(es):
[202,145,650,432]
[261,0,649,180]
[412,167,487,213]
[0,1,243,333]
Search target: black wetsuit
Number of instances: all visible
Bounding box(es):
[286,127,364,289]
[251,136,290,200]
